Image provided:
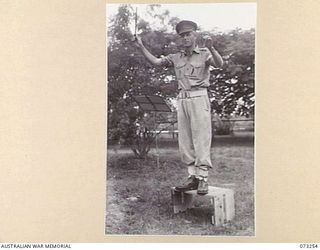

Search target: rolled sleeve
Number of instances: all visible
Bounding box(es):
[160,54,174,67]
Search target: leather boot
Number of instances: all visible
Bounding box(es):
[175,175,199,192]
[197,179,208,195]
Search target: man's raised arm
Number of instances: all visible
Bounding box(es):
[203,35,224,68]
[134,36,163,66]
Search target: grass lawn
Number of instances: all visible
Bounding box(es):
[105,134,254,236]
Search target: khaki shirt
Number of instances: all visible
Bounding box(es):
[161,47,214,90]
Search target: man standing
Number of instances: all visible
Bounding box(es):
[134,20,223,195]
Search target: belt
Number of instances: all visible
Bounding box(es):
[178,88,208,99]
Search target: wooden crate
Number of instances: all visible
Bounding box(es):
[171,186,235,226]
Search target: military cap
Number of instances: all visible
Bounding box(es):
[175,20,197,35]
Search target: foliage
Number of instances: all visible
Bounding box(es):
[130,127,154,159]
[208,28,255,118]
[108,4,255,155]
[108,4,179,158]
[213,115,235,135]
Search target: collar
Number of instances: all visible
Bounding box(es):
[193,46,200,54]
[180,46,200,55]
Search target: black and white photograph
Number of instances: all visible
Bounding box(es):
[106,3,256,235]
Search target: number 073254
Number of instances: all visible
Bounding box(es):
[300,244,318,248]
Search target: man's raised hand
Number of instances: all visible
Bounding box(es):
[133,35,144,49]
[203,35,213,49]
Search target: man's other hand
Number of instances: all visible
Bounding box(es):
[203,35,213,49]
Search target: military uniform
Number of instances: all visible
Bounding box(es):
[160,46,214,180]
[136,19,221,194]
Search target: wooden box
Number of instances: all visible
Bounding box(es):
[171,186,235,226]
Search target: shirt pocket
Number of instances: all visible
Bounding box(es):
[174,62,186,79]
[190,62,205,77]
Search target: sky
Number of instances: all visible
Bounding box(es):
[107,3,256,33]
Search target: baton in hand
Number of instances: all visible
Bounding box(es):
[131,7,138,42]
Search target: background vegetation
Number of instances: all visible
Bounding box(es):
[107,4,255,157]
[106,4,255,235]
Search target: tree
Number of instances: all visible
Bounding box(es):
[108,5,178,158]
[108,4,255,157]
[207,28,255,118]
